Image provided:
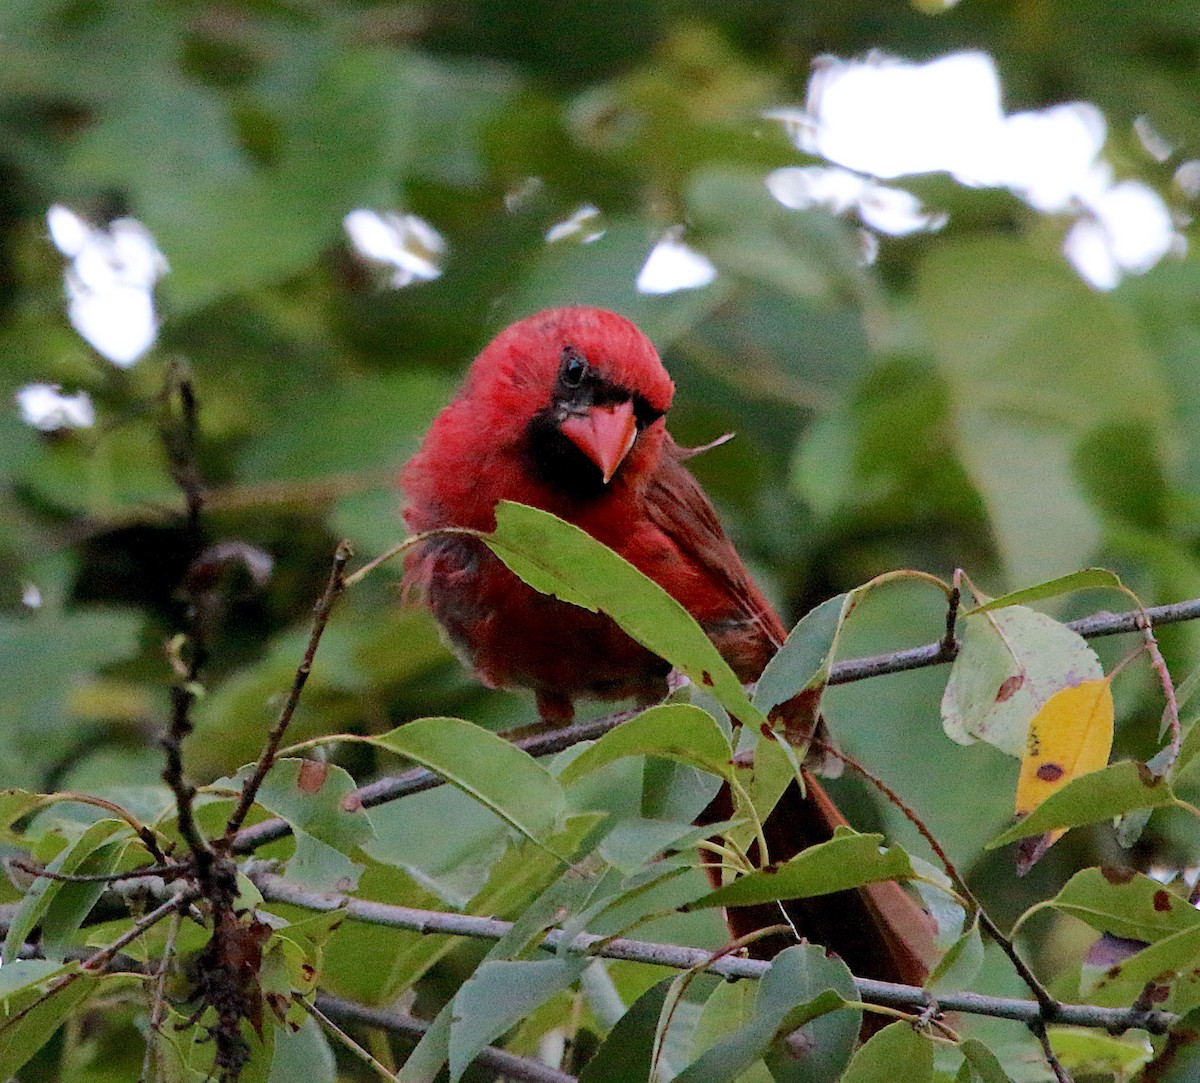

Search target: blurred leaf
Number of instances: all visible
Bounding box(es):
[841,1021,933,1083]
[988,761,1174,847]
[0,607,141,787]
[687,167,867,305]
[487,501,765,726]
[501,219,729,347]
[941,603,1103,758]
[373,716,568,847]
[918,239,1165,585]
[691,828,914,909]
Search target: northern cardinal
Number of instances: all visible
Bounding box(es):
[402,306,935,984]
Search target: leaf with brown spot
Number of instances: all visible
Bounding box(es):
[942,601,1103,757]
[995,674,1023,703]
[296,759,329,795]
[1012,677,1114,869]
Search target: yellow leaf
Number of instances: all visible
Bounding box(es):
[1014,678,1114,859]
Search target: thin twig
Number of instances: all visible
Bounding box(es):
[141,908,182,1083]
[223,541,353,840]
[1030,1017,1074,1083]
[313,994,579,1083]
[9,858,187,885]
[252,874,1176,1035]
[302,999,400,1082]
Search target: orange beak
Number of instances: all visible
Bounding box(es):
[560,399,638,484]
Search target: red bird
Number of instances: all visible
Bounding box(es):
[402,306,934,984]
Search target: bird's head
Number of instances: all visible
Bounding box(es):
[466,307,675,497]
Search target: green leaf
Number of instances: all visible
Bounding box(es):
[267,1015,336,1083]
[486,502,765,726]
[1083,923,1200,1012]
[579,978,671,1083]
[374,716,568,847]
[926,918,984,993]
[672,944,858,1083]
[558,704,733,786]
[39,836,130,961]
[1044,867,1200,942]
[691,829,914,909]
[687,979,772,1083]
[3,818,128,964]
[239,759,374,892]
[941,603,1103,757]
[753,592,852,712]
[0,963,101,1076]
[959,1038,1015,1083]
[841,1021,933,1083]
[449,958,587,1082]
[987,761,1175,847]
[966,569,1125,613]
[1047,1027,1152,1078]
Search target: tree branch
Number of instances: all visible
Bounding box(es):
[231,590,1200,858]
[315,994,578,1083]
[252,874,1178,1036]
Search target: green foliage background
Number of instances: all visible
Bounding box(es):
[2,1,1200,1079]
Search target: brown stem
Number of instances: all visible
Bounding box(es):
[222,541,353,841]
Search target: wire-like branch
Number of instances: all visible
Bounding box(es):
[315,994,578,1083]
[223,541,353,840]
[252,874,1177,1036]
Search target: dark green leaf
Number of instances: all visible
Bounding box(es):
[673,944,858,1083]
[753,592,851,712]
[487,501,765,726]
[558,704,733,785]
[579,978,671,1083]
[692,829,914,909]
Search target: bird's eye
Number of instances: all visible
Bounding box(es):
[560,347,588,388]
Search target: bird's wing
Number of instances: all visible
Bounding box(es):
[642,440,787,679]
